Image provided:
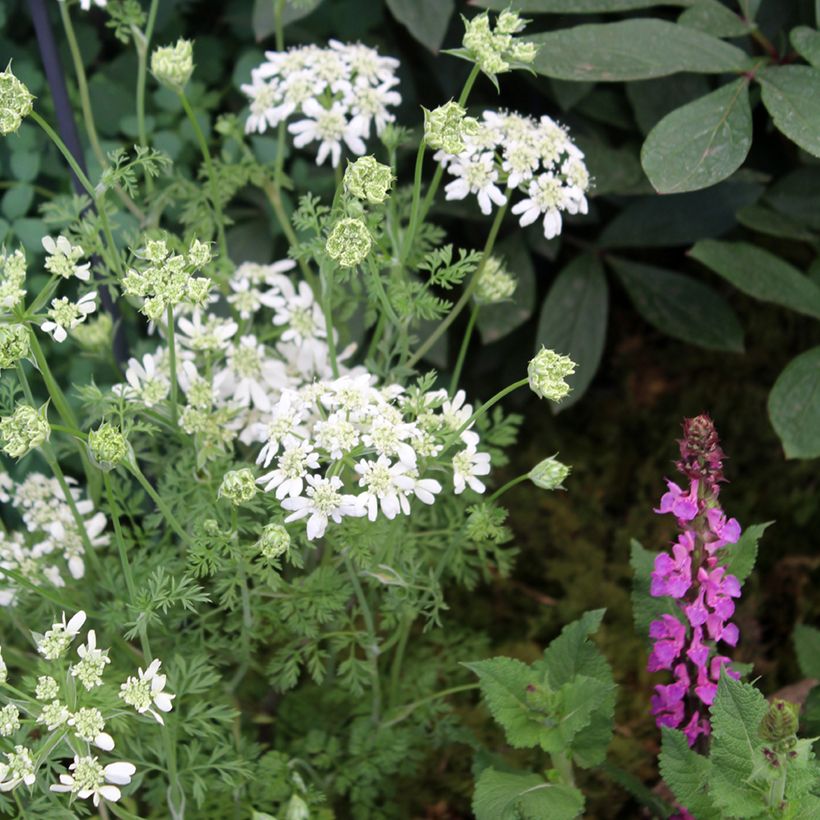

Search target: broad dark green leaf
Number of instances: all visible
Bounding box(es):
[477,236,536,344]
[626,73,712,135]
[721,522,772,583]
[765,168,820,230]
[678,1,754,37]
[599,181,762,247]
[252,0,323,41]
[641,79,752,193]
[791,26,820,68]
[386,0,454,51]
[1,184,34,221]
[793,624,820,678]
[549,79,595,112]
[473,768,584,820]
[608,257,744,351]
[736,204,817,242]
[476,0,694,11]
[531,20,750,81]
[534,254,608,411]
[768,346,820,459]
[758,66,820,158]
[11,218,47,253]
[574,135,648,196]
[689,239,820,319]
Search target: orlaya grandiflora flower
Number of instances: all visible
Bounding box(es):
[50,755,135,807]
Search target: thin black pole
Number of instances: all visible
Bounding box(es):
[27,0,129,366]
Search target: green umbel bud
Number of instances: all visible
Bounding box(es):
[0,66,34,136]
[218,468,258,505]
[88,422,130,470]
[461,11,538,80]
[0,404,50,458]
[527,347,576,403]
[344,156,393,204]
[187,238,212,268]
[151,39,194,92]
[529,455,571,490]
[759,699,800,744]
[256,523,291,559]
[0,324,29,369]
[423,101,479,155]
[473,256,516,306]
[325,218,372,268]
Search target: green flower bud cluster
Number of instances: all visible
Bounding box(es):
[529,455,571,491]
[0,248,27,312]
[151,39,194,92]
[122,236,213,322]
[528,347,576,403]
[759,699,799,745]
[344,156,393,204]
[0,66,34,136]
[325,218,372,268]
[423,101,479,156]
[0,403,50,459]
[88,422,130,470]
[473,256,516,306]
[0,324,29,369]
[71,313,113,352]
[256,523,291,560]
[218,468,258,505]
[461,11,538,81]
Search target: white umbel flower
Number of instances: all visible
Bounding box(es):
[0,745,36,792]
[288,99,366,168]
[282,474,365,540]
[119,658,175,724]
[257,440,319,499]
[36,610,87,660]
[452,446,491,495]
[50,755,135,807]
[42,235,91,281]
[40,292,97,343]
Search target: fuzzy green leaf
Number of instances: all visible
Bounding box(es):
[758,66,820,158]
[794,624,820,678]
[768,346,820,459]
[473,768,584,820]
[721,522,771,584]
[609,257,744,352]
[641,79,752,194]
[659,728,717,819]
[463,657,540,748]
[690,240,820,320]
[531,20,750,81]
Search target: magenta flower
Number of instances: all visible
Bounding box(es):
[647,415,743,748]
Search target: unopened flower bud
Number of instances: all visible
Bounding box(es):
[424,101,479,156]
[151,39,194,92]
[0,404,50,458]
[529,455,571,490]
[527,347,575,403]
[256,523,291,559]
[0,324,29,369]
[88,422,130,470]
[218,468,258,505]
[344,156,393,204]
[473,256,516,306]
[0,66,34,136]
[285,794,310,820]
[187,238,212,268]
[759,699,799,744]
[325,218,371,268]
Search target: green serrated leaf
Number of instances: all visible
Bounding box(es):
[609,257,744,352]
[758,66,820,159]
[463,657,540,748]
[473,768,584,820]
[793,624,820,678]
[531,20,750,82]
[538,609,607,687]
[690,239,820,320]
[660,728,716,819]
[768,346,820,459]
[534,254,608,412]
[641,79,752,194]
[721,522,771,583]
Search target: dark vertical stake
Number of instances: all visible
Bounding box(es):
[27,0,128,366]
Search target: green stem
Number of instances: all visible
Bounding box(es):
[449,304,479,395]
[382,683,479,728]
[178,91,229,262]
[487,471,530,503]
[135,0,160,191]
[166,305,179,426]
[388,614,412,708]
[320,264,340,378]
[407,198,508,369]
[273,0,286,51]
[450,377,528,446]
[400,137,427,263]
[344,557,382,724]
[103,471,151,658]
[126,460,192,546]
[551,750,576,788]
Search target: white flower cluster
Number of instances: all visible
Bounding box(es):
[0,472,108,605]
[436,110,590,239]
[242,41,401,167]
[0,610,174,806]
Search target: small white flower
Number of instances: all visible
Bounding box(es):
[271,280,327,344]
[227,276,281,320]
[444,152,507,216]
[0,704,20,736]
[0,745,36,792]
[452,447,491,494]
[42,235,91,281]
[69,707,115,751]
[70,630,111,690]
[288,99,366,168]
[36,610,86,660]
[177,311,238,352]
[119,659,175,724]
[40,292,97,343]
[114,352,171,407]
[282,474,365,540]
[216,335,287,412]
[50,755,134,807]
[257,440,319,499]
[354,456,413,521]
